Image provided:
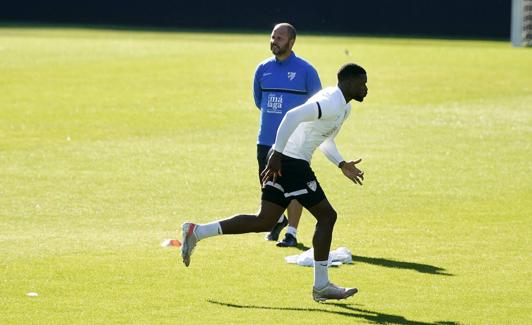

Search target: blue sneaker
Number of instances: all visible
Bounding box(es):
[276,233,297,247]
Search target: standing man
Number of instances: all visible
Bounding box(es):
[180,63,368,301]
[253,23,322,247]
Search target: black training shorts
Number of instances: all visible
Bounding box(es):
[261,154,327,209]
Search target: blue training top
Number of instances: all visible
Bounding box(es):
[253,52,321,146]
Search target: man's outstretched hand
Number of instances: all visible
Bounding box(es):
[340,158,364,185]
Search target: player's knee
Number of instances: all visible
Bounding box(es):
[256,212,278,231]
[262,215,278,230]
[316,208,337,226]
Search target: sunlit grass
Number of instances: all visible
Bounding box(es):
[1,27,531,324]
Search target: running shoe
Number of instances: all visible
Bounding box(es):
[181,223,198,267]
[312,282,358,302]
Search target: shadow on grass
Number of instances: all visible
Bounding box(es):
[288,242,453,276]
[207,300,459,325]
[351,255,454,276]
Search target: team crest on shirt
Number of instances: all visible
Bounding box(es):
[288,72,296,81]
[307,180,317,191]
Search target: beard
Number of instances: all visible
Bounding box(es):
[271,43,289,56]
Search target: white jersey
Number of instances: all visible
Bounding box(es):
[273,86,351,164]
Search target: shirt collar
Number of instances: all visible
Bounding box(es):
[275,51,295,65]
[334,86,348,106]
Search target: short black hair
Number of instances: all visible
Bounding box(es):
[274,23,297,40]
[337,63,366,82]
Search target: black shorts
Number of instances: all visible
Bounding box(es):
[261,154,327,209]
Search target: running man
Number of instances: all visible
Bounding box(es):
[180,63,368,301]
[254,23,322,247]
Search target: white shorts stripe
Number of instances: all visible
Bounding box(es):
[264,181,284,192]
[284,189,308,198]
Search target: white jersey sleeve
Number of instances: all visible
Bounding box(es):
[272,101,320,153]
[320,99,352,163]
[319,137,344,166]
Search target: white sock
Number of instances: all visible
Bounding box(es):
[277,215,285,223]
[286,226,297,237]
[313,260,329,289]
[195,222,222,241]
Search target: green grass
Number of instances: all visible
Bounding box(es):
[1,27,531,324]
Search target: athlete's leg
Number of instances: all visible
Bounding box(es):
[305,198,356,301]
[306,198,337,261]
[181,200,286,267]
[220,200,286,234]
[277,200,303,247]
[286,200,303,229]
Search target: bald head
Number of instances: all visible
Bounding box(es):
[273,23,296,41]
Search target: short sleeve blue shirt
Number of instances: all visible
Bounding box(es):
[253,52,321,146]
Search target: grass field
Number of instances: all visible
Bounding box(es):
[0,26,531,324]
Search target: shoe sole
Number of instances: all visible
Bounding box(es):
[313,288,358,302]
[181,223,196,267]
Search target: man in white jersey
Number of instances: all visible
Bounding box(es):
[179,63,368,301]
